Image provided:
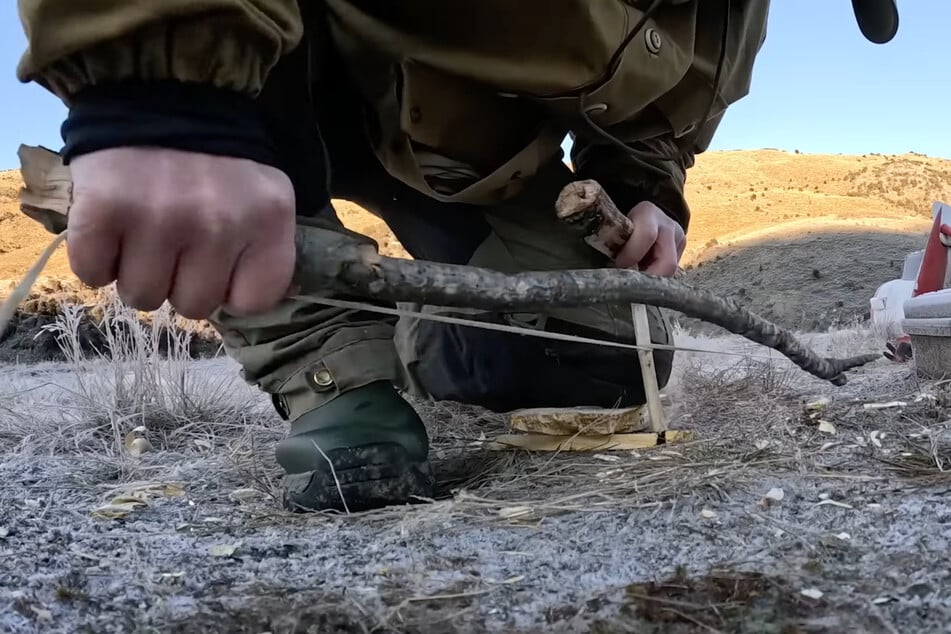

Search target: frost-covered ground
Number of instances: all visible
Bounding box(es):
[2,324,951,633]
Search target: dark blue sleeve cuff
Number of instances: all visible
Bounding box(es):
[60,80,282,170]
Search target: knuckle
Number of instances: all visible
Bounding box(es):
[255,176,296,215]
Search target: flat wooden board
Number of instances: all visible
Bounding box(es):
[486,430,695,452]
[508,406,648,435]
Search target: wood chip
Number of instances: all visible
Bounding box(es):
[863,401,907,410]
[700,509,717,519]
[801,588,824,600]
[209,543,241,557]
[804,397,831,411]
[90,500,147,520]
[816,499,854,510]
[498,506,534,521]
[818,420,836,435]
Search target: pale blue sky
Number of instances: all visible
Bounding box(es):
[2,1,948,170]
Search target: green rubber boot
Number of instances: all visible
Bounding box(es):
[275,381,434,513]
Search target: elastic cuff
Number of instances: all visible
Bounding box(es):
[60,80,281,169]
[272,336,408,421]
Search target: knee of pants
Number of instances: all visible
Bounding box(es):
[408,310,674,412]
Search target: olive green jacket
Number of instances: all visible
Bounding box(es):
[16,1,770,231]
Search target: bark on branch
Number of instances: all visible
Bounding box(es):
[294,227,879,387]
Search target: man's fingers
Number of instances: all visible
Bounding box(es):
[168,245,242,319]
[115,233,178,312]
[616,219,658,270]
[641,225,680,277]
[225,234,296,316]
[65,212,121,288]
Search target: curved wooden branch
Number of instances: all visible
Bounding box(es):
[294,233,879,387]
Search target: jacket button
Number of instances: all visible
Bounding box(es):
[410,106,422,123]
[313,368,334,388]
[645,28,662,54]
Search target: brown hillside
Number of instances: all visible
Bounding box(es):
[2,149,949,331]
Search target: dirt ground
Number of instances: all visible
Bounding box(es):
[2,324,951,633]
[3,149,951,632]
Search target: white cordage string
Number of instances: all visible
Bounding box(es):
[293,295,782,361]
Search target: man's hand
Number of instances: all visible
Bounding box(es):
[615,201,686,277]
[67,147,296,320]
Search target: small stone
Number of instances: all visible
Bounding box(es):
[764,487,785,502]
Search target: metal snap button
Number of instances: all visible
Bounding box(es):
[645,28,662,54]
[313,368,334,388]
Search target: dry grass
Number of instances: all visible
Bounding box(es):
[0,289,278,484]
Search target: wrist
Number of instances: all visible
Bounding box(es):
[60,80,281,170]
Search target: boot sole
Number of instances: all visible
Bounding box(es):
[282,442,434,513]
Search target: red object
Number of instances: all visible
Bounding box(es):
[913,208,951,297]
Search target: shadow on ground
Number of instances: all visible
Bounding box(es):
[680,227,928,334]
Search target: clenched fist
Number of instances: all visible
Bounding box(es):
[67,148,296,319]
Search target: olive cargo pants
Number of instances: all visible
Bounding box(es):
[209,7,675,421]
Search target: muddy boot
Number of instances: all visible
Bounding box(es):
[275,381,434,513]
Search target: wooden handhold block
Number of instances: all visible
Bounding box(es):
[486,431,695,452]
[508,406,648,436]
